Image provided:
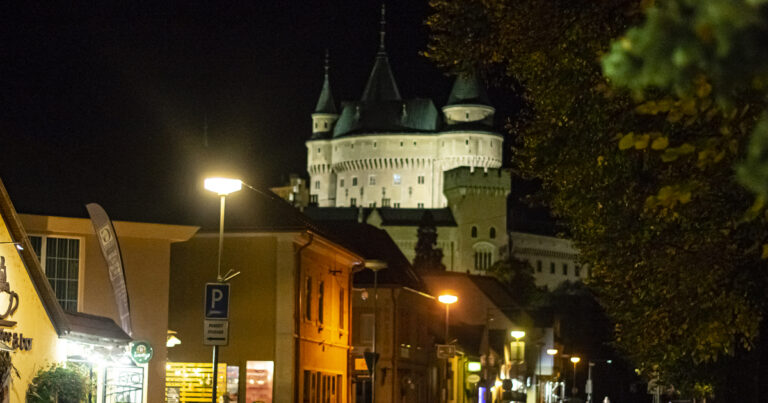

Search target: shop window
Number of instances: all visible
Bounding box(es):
[318,281,325,324]
[489,227,496,239]
[471,226,478,238]
[305,276,313,320]
[29,235,80,311]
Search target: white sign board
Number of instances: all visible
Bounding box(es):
[204,320,229,346]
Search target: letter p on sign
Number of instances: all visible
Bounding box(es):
[204,283,230,320]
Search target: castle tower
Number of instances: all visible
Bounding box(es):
[307,51,338,206]
[442,73,495,125]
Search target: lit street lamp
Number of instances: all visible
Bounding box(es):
[203,176,241,403]
[570,356,581,399]
[438,293,458,342]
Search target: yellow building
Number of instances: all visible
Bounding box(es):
[167,189,362,403]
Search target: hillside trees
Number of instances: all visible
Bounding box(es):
[426,0,768,398]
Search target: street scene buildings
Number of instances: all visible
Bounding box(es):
[7,1,766,403]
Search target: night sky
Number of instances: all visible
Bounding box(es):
[0,1,513,224]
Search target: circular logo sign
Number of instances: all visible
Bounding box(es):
[467,374,481,384]
[130,341,153,364]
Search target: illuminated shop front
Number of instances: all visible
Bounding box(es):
[165,360,274,403]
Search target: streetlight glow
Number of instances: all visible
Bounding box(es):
[204,177,242,195]
[510,330,526,340]
[438,294,458,304]
[570,356,581,364]
[547,348,559,355]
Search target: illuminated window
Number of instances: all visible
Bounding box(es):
[29,235,80,311]
[393,174,401,185]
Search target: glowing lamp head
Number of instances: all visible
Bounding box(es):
[546,348,559,356]
[510,330,526,340]
[438,294,458,305]
[467,361,482,372]
[204,177,242,195]
[570,356,581,364]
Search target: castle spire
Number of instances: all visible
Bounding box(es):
[362,3,401,102]
[314,49,337,114]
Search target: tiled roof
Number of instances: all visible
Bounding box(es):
[446,73,492,107]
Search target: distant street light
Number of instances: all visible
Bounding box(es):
[204,176,241,403]
[570,356,581,399]
[365,259,387,403]
[438,293,458,342]
[547,348,559,356]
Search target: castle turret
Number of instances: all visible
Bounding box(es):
[361,4,401,103]
[442,73,495,125]
[311,50,339,138]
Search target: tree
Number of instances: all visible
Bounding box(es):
[426,0,768,398]
[486,255,539,306]
[413,210,446,272]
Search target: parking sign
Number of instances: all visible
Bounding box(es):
[204,283,230,320]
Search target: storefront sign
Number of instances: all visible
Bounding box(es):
[130,341,153,364]
[0,255,32,351]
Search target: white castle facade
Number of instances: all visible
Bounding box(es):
[301,10,582,286]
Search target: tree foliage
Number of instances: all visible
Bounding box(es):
[27,363,91,403]
[413,210,446,272]
[426,0,768,397]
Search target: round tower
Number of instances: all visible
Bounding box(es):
[441,73,495,125]
[307,51,338,206]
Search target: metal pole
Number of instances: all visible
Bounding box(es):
[572,362,577,399]
[212,194,226,403]
[538,346,543,403]
[445,304,450,342]
[372,269,378,403]
[587,362,593,403]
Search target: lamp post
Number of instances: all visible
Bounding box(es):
[570,356,581,399]
[204,177,242,403]
[438,293,458,342]
[365,260,387,403]
[546,349,558,403]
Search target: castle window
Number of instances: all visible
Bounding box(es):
[381,187,386,196]
[324,122,328,129]
[413,141,417,146]
[473,244,494,270]
[373,142,377,148]
[393,202,400,208]
[317,148,321,153]
[417,176,425,184]
[550,262,556,274]
[350,198,357,207]
[536,260,543,272]
[465,112,470,120]
[408,187,413,195]
[351,143,354,149]
[562,263,569,276]
[400,141,404,147]
[369,176,376,186]
[466,139,469,146]
[352,177,358,186]
[575,265,581,277]
[382,198,390,207]
[489,227,496,239]
[340,179,345,188]
[314,122,318,129]
[310,195,318,205]
[417,203,424,208]
[471,226,478,238]
[314,181,320,190]
[393,174,401,185]
[369,202,376,208]
[345,189,349,197]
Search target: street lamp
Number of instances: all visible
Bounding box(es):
[204,176,241,403]
[570,356,581,399]
[438,293,458,342]
[365,259,386,403]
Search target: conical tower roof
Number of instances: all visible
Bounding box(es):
[314,50,337,114]
[446,73,492,106]
[361,4,401,103]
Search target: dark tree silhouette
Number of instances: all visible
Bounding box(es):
[413,211,445,272]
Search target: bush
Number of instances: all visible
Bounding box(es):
[26,363,91,403]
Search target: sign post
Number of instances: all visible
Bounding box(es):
[204,282,230,400]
